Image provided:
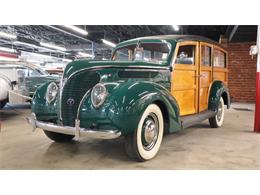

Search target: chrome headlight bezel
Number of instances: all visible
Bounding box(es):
[91,83,108,108]
[46,82,58,103]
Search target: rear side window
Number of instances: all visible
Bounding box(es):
[201,45,211,66]
[175,45,196,65]
[213,48,226,67]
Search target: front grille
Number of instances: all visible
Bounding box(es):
[61,71,100,126]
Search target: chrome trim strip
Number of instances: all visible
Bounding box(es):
[76,89,91,120]
[123,68,170,72]
[66,65,170,81]
[26,113,121,140]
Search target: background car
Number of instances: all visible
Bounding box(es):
[0,61,59,108]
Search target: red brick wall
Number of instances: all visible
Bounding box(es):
[227,42,257,103]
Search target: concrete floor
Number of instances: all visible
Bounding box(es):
[0,103,260,169]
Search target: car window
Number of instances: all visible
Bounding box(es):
[113,42,171,64]
[17,68,28,77]
[175,45,196,65]
[213,48,226,67]
[28,68,43,76]
[201,45,211,66]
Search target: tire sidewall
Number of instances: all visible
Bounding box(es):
[215,97,225,127]
[136,104,164,160]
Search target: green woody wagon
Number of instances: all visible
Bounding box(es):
[27,35,230,161]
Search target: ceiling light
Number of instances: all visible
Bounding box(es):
[0,31,17,39]
[21,51,54,59]
[63,25,88,35]
[101,39,116,47]
[14,41,69,54]
[0,46,17,53]
[62,58,72,62]
[78,52,94,58]
[172,25,180,31]
[40,42,66,51]
[13,41,39,48]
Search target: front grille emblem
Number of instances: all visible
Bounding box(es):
[67,97,75,106]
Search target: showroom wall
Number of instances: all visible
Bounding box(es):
[227,42,257,103]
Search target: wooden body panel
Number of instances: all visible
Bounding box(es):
[171,41,199,116]
[199,66,212,111]
[198,42,213,112]
[171,41,228,116]
[212,45,228,85]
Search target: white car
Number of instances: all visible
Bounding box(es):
[0,61,59,109]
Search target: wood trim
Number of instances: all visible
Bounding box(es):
[171,41,199,115]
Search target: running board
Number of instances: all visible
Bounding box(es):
[180,110,216,129]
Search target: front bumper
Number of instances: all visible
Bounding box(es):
[26,113,121,140]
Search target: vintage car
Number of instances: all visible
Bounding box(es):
[0,61,59,108]
[27,35,230,161]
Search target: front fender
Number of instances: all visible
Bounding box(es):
[208,80,231,111]
[31,81,58,121]
[79,81,181,135]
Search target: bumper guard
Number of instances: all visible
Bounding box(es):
[26,113,121,140]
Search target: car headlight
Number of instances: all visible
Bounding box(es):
[91,83,107,108]
[46,82,58,103]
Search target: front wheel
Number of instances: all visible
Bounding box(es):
[43,130,74,142]
[125,104,164,161]
[209,97,225,128]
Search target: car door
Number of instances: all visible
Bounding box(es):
[171,41,199,116]
[199,42,213,112]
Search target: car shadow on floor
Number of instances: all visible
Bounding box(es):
[42,123,213,167]
[42,137,132,166]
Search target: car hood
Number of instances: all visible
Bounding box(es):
[63,59,169,79]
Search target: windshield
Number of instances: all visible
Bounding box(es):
[112,42,171,64]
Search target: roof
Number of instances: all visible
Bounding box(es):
[0,61,42,70]
[116,35,225,49]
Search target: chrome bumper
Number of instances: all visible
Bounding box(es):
[26,113,121,140]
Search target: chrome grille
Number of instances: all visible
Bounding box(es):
[61,71,100,126]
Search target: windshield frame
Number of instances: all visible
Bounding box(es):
[111,40,173,65]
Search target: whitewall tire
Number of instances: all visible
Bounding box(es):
[209,97,225,128]
[125,104,164,161]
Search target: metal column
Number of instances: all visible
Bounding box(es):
[254,25,260,132]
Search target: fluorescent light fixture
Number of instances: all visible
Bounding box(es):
[0,31,17,39]
[101,39,116,47]
[22,52,54,59]
[172,25,180,31]
[14,41,39,48]
[14,41,69,54]
[63,25,88,35]
[40,42,66,51]
[0,56,19,61]
[78,52,94,58]
[62,58,72,62]
[0,46,17,53]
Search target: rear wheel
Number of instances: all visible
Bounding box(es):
[43,130,74,142]
[209,97,225,128]
[125,104,164,161]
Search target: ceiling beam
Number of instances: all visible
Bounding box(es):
[229,25,239,41]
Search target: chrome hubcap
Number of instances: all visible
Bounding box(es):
[217,101,223,121]
[142,113,159,151]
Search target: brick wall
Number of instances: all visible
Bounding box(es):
[227,42,257,103]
